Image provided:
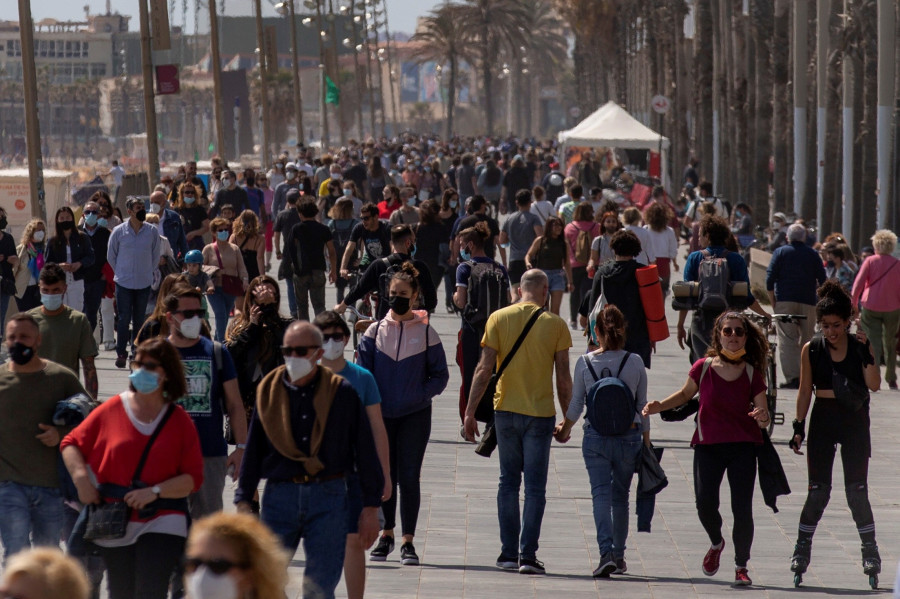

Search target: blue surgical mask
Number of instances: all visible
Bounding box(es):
[84,213,99,226]
[129,368,160,394]
[217,230,230,241]
[97,217,109,228]
[460,248,472,261]
[407,197,417,207]
[449,200,458,209]
[410,243,417,258]
[40,293,63,311]
[183,196,196,205]
[424,167,431,173]
[343,189,352,197]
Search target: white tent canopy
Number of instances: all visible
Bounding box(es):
[558,101,670,190]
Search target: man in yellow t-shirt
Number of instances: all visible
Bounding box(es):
[464,269,572,575]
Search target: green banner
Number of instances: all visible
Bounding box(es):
[325,75,340,106]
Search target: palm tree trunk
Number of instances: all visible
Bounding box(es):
[772,0,790,211]
[481,25,494,134]
[752,0,774,219]
[695,0,713,182]
[447,55,457,139]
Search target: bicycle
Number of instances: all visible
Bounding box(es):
[747,313,807,437]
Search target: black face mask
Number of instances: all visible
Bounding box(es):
[388,295,411,315]
[8,342,34,366]
[0,217,7,230]
[135,210,147,222]
[59,221,74,231]
[259,303,278,315]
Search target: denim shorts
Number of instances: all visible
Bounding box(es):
[544,268,566,292]
[345,473,363,534]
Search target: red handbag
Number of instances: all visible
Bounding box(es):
[214,245,245,297]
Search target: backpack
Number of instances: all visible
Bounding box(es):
[584,352,638,436]
[697,249,731,311]
[463,260,510,326]
[330,218,359,264]
[575,226,592,264]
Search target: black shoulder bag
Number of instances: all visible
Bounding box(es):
[475,307,544,423]
[83,404,175,541]
[813,335,870,412]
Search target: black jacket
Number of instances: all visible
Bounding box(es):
[45,231,95,281]
[591,259,651,367]
[80,226,110,283]
[756,430,791,512]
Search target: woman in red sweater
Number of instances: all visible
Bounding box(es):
[62,338,204,599]
[644,312,770,587]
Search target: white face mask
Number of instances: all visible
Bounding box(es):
[33,230,45,242]
[185,566,239,599]
[179,316,202,340]
[149,203,162,214]
[322,338,344,361]
[285,356,315,382]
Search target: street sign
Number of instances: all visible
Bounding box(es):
[155,65,180,95]
[651,95,671,114]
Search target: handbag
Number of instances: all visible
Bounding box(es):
[637,443,668,495]
[82,404,174,541]
[214,244,245,297]
[586,277,608,345]
[475,307,544,423]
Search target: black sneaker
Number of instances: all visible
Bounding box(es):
[369,535,395,561]
[615,558,627,574]
[518,557,545,575]
[115,354,127,369]
[496,554,518,570]
[592,553,616,578]
[400,542,419,566]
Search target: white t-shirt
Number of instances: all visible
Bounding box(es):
[530,201,555,225]
[643,225,679,261]
[110,165,125,186]
[624,224,656,265]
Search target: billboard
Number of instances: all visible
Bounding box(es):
[400,62,419,104]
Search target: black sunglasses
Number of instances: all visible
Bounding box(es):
[722,327,746,337]
[174,309,205,319]
[83,210,98,215]
[183,557,247,575]
[281,345,320,357]
[322,333,345,342]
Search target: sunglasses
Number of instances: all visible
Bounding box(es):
[363,214,378,221]
[281,345,321,357]
[84,210,98,215]
[322,333,345,342]
[183,557,247,575]
[174,309,205,319]
[721,327,746,337]
[132,360,161,370]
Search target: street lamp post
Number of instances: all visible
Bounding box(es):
[343,0,365,139]
[138,0,161,185]
[17,0,46,221]
[279,0,305,146]
[254,0,272,166]
[207,0,226,159]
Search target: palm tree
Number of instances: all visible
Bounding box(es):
[554,0,617,115]
[410,3,473,138]
[457,0,530,134]
[514,0,567,135]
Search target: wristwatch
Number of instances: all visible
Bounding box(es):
[151,485,161,498]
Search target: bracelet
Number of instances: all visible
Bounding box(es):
[235,443,247,449]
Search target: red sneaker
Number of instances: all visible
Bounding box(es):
[702,540,725,576]
[733,567,752,586]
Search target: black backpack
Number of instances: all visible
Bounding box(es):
[463,260,510,326]
[696,249,731,311]
[330,218,359,265]
[584,353,638,436]
[377,256,424,313]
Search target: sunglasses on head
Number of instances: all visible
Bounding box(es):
[281,345,320,357]
[183,557,247,575]
[721,326,746,337]
[174,309,204,319]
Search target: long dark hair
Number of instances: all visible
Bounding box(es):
[51,206,77,250]
[816,279,853,321]
[227,276,284,365]
[706,311,768,373]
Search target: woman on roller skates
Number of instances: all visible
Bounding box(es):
[789,280,882,588]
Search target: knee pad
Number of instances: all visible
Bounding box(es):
[845,482,874,522]
[804,483,832,521]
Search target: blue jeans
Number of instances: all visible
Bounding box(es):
[0,481,64,561]
[207,287,236,342]
[582,427,642,557]
[262,478,348,599]
[83,279,106,332]
[494,410,555,560]
[284,277,298,318]
[115,284,151,357]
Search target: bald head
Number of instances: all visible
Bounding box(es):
[150,190,166,204]
[519,269,549,305]
[284,321,324,347]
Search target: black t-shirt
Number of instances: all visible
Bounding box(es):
[0,233,15,281]
[343,163,368,192]
[289,220,332,274]
[177,205,208,234]
[210,187,248,218]
[454,213,500,258]
[348,221,391,266]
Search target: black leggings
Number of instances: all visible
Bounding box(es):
[382,405,432,536]
[799,399,874,542]
[693,443,757,568]
[100,533,186,599]
[569,266,589,323]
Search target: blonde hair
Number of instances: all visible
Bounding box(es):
[2,548,90,599]
[187,513,289,599]
[144,213,160,224]
[871,229,897,255]
[20,218,46,246]
[232,210,260,238]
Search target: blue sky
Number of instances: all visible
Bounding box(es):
[27,0,440,36]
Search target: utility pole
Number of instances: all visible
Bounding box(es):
[792,0,808,217]
[18,0,46,221]
[841,0,854,247]
[208,0,226,159]
[348,0,365,139]
[816,0,830,231]
[381,0,399,131]
[254,0,271,166]
[286,0,305,145]
[316,0,330,146]
[877,0,895,229]
[138,0,161,185]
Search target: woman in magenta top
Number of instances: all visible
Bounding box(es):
[61,338,204,599]
[564,202,600,327]
[644,311,770,587]
[850,229,900,389]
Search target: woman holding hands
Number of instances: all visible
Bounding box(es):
[643,312,770,587]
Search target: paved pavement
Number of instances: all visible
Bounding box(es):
[85,257,900,598]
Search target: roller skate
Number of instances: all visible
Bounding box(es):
[790,539,811,587]
[861,542,880,589]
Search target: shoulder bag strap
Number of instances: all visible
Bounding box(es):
[865,258,899,290]
[584,357,599,382]
[495,307,544,378]
[132,404,175,484]
[700,357,712,385]
[214,244,225,269]
[615,352,631,378]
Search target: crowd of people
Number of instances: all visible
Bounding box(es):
[0,134,897,598]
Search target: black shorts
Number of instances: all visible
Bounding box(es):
[508,260,527,285]
[345,473,363,534]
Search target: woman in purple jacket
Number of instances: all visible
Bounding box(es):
[357,262,449,568]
